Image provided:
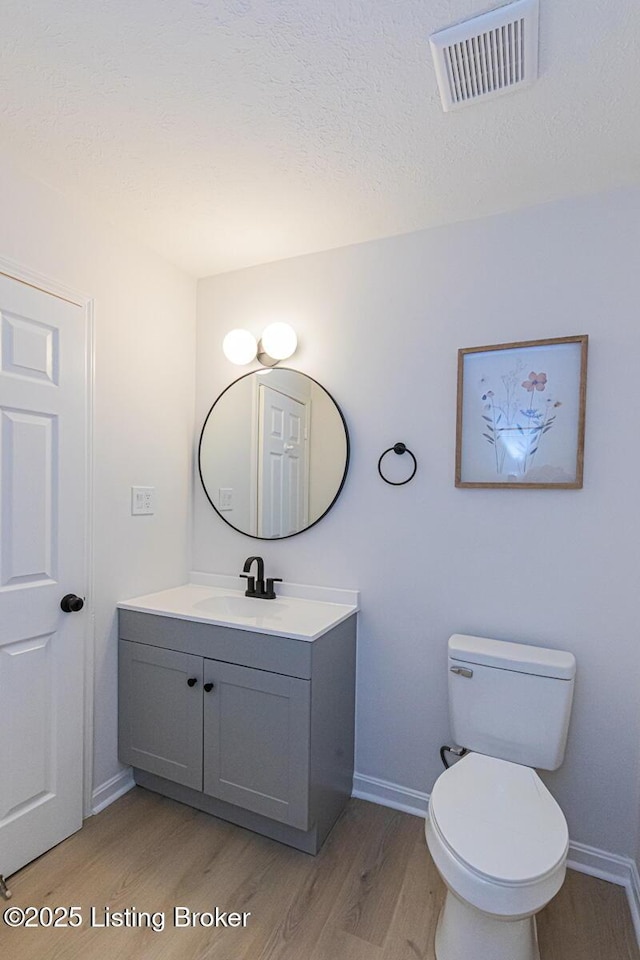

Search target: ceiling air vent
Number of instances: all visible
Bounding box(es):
[430,0,539,111]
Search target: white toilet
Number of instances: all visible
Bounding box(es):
[425,633,576,960]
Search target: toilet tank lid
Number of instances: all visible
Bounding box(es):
[449,634,576,680]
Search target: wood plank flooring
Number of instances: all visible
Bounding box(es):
[1,787,637,960]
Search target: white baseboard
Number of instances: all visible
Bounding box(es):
[91,769,135,815]
[352,772,429,818]
[566,839,634,885]
[352,769,640,946]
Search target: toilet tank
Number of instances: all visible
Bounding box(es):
[448,634,576,771]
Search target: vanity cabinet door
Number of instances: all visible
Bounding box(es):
[202,660,310,830]
[119,640,203,789]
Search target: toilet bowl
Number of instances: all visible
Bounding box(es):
[426,752,568,960]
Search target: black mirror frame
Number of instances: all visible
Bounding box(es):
[198,368,350,540]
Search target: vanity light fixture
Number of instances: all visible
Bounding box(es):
[222,321,298,367]
[257,322,298,366]
[222,329,259,365]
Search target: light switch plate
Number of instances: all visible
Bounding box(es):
[131,486,155,515]
[219,487,234,511]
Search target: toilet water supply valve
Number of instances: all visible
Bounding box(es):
[440,744,468,769]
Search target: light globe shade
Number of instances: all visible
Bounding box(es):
[222,329,258,365]
[261,322,298,361]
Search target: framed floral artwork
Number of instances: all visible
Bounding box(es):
[455,335,588,488]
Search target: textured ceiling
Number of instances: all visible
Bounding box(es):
[1,0,639,276]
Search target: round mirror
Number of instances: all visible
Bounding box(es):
[199,368,350,539]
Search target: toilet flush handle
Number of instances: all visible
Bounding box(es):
[450,665,473,678]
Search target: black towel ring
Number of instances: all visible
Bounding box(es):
[377,442,417,486]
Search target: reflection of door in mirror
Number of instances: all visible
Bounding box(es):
[199,367,349,540]
[257,383,310,537]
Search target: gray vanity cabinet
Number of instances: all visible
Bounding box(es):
[119,640,203,790]
[202,661,310,829]
[118,609,356,854]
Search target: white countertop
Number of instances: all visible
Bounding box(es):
[117,579,358,641]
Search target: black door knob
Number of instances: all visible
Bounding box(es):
[60,594,84,613]
[204,682,214,693]
[187,678,198,687]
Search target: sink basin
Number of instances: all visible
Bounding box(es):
[118,582,358,641]
[193,595,287,621]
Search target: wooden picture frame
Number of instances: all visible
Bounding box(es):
[455,335,588,489]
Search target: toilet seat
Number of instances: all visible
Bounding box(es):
[429,752,568,886]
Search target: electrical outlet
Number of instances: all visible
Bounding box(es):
[219,487,234,511]
[131,486,155,515]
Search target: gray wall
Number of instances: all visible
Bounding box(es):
[194,186,640,862]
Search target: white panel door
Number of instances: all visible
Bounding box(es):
[0,273,87,881]
[257,385,309,538]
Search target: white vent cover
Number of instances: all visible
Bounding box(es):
[430,0,539,111]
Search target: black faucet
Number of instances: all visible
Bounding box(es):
[240,556,282,600]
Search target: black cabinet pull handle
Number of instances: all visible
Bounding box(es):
[60,594,84,613]
[187,677,198,687]
[204,682,214,693]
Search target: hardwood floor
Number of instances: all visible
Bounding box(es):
[2,788,637,960]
